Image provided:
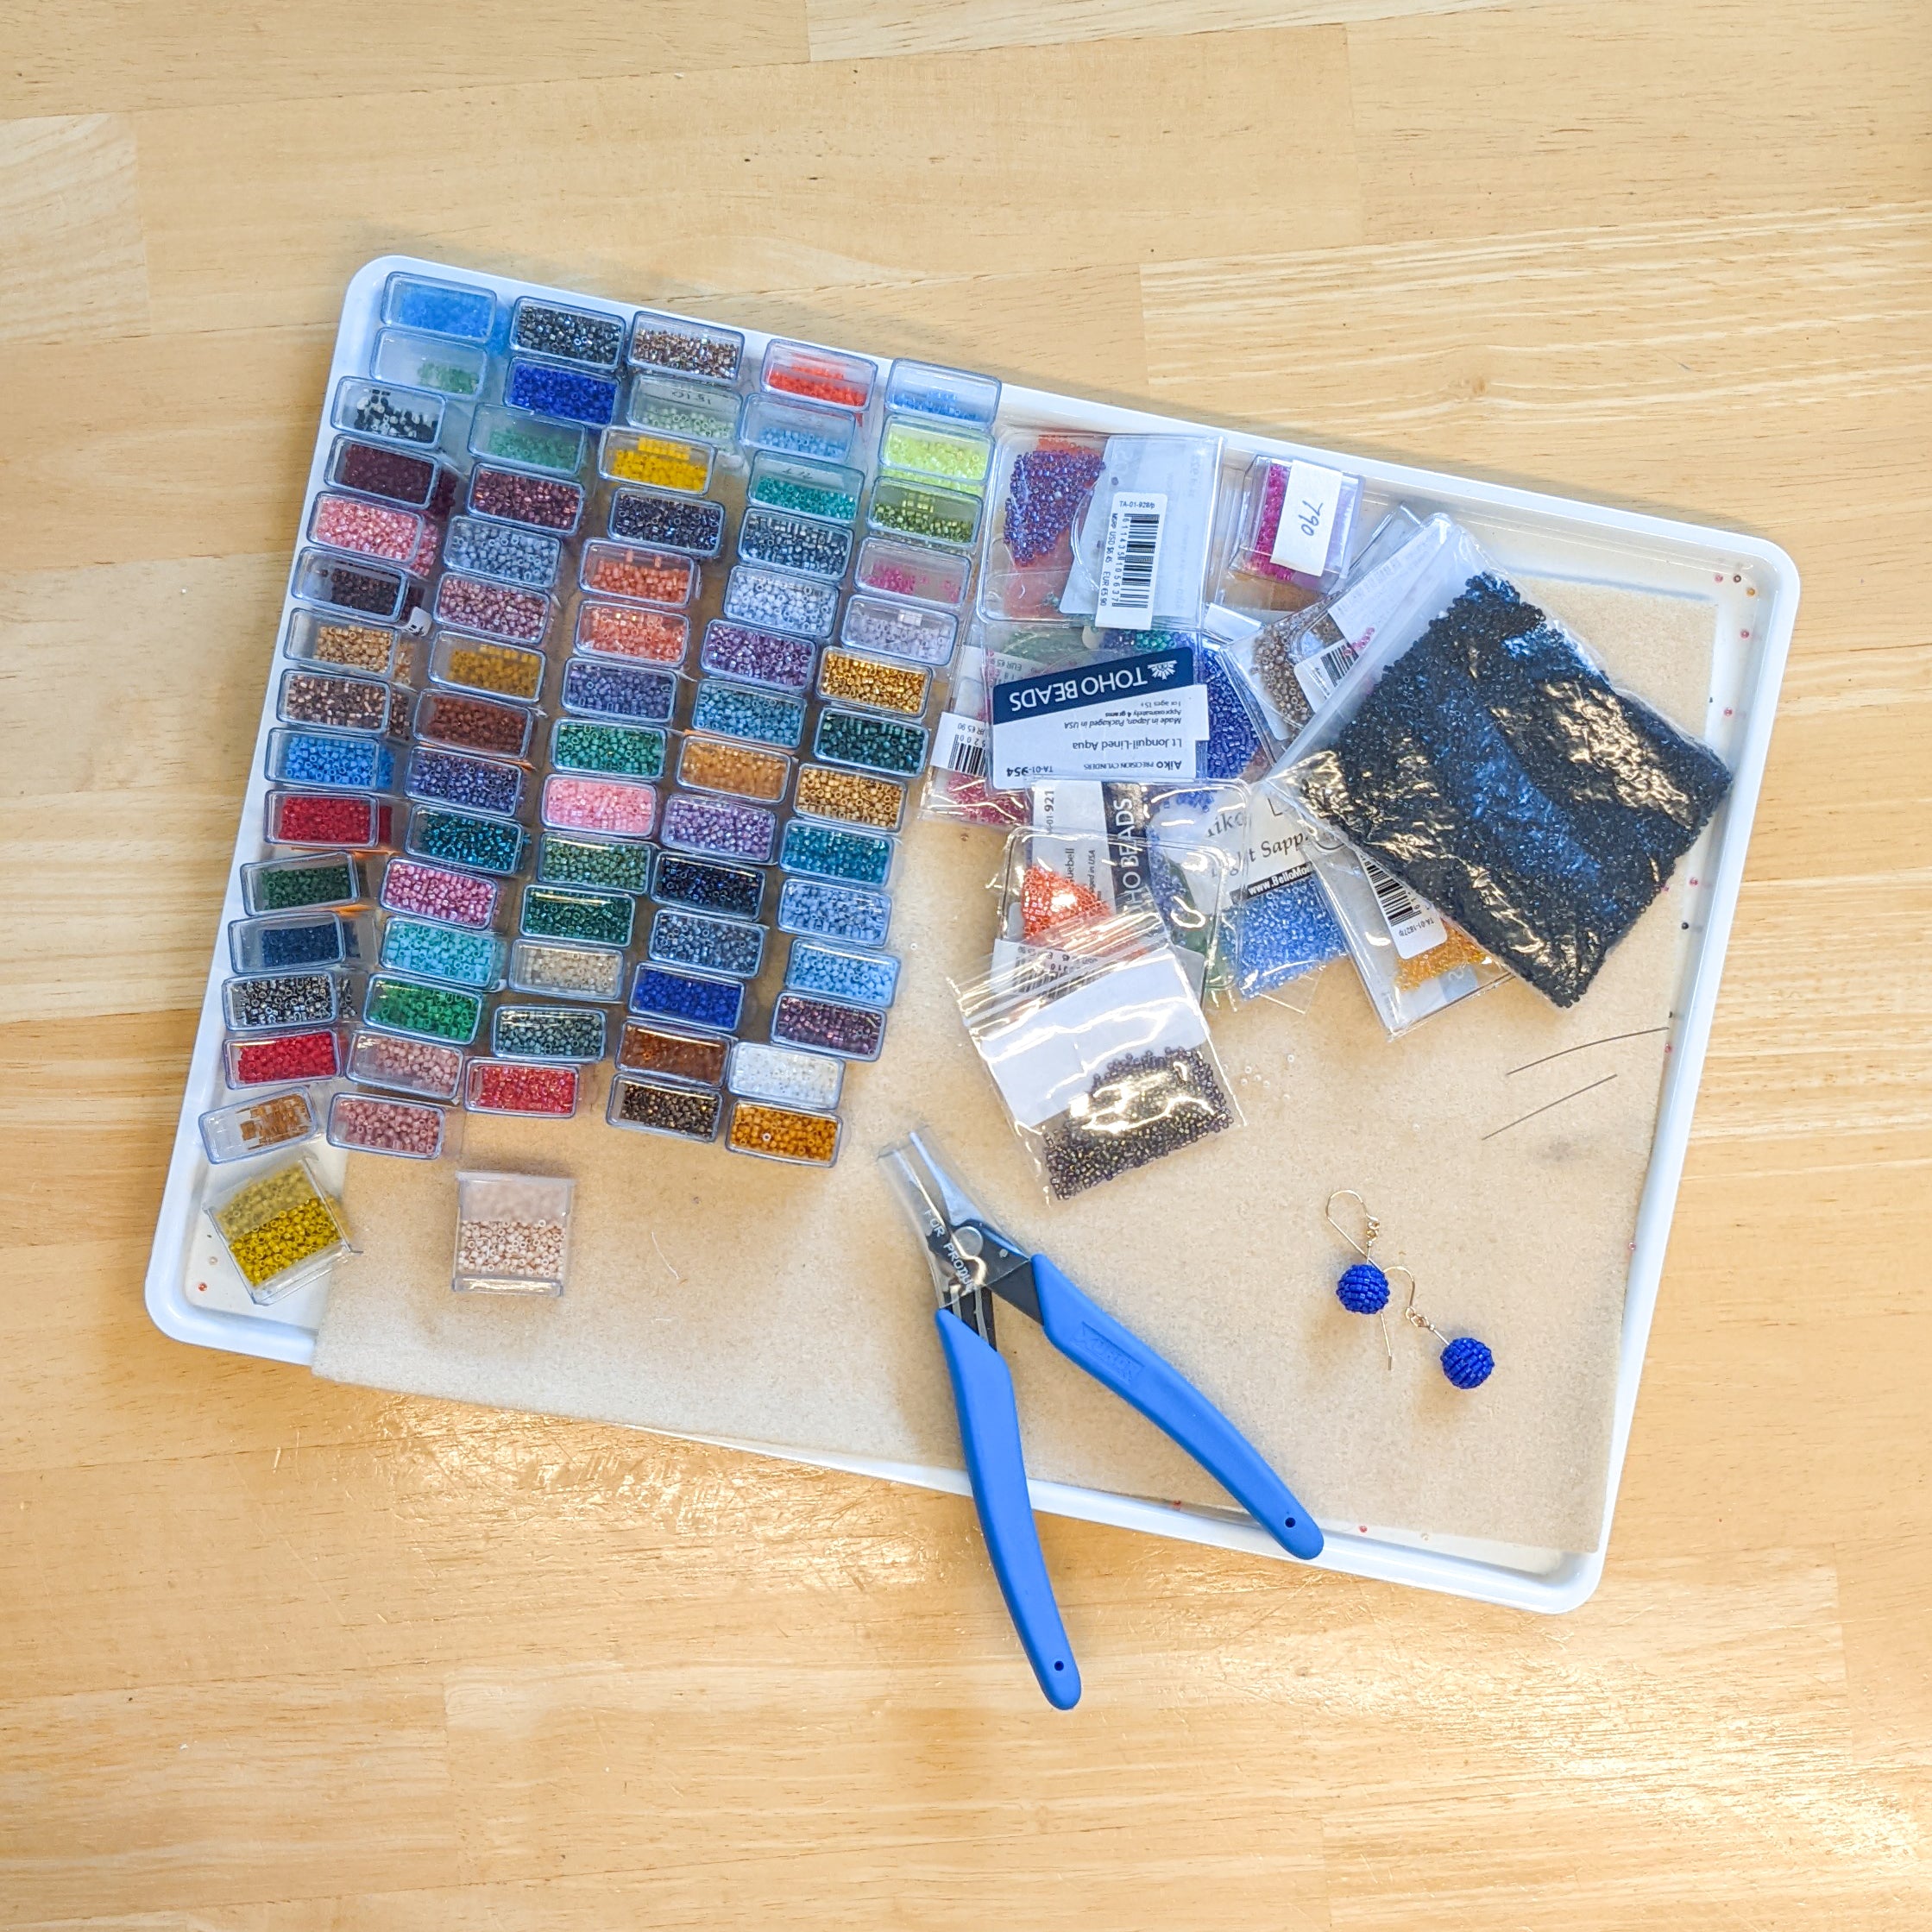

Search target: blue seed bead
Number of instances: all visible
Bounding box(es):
[1235,874,1346,995]
[721,564,840,639]
[651,853,763,921]
[504,357,618,426]
[1440,1336,1495,1389]
[386,277,494,341]
[1337,1262,1390,1315]
[443,515,561,588]
[280,730,393,790]
[735,509,853,582]
[251,918,341,969]
[628,964,743,1032]
[690,679,806,748]
[780,821,894,887]
[408,806,525,876]
[777,878,892,947]
[784,939,898,1008]
[649,909,765,979]
[381,916,502,988]
[1198,645,1268,782]
[812,708,927,777]
[563,659,677,723]
[407,747,524,816]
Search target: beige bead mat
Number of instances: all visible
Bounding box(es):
[312,578,1717,1553]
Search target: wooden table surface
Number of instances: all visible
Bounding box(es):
[4,3,1929,1924]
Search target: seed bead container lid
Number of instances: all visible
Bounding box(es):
[624,371,741,446]
[362,973,487,1046]
[627,962,746,1034]
[759,338,876,413]
[198,1087,322,1165]
[283,607,403,678]
[676,734,792,804]
[275,665,402,738]
[791,764,907,832]
[646,906,767,980]
[240,850,362,917]
[504,356,620,428]
[490,1003,608,1063]
[578,539,698,608]
[452,1170,576,1296]
[560,658,680,725]
[726,1039,846,1112]
[878,415,994,493]
[628,308,745,386]
[607,1073,725,1144]
[507,937,627,1004]
[535,831,657,895]
[519,882,637,949]
[659,791,778,865]
[689,677,806,749]
[221,970,343,1033]
[778,818,897,889]
[404,803,526,879]
[738,393,859,466]
[509,295,627,374]
[839,594,958,668]
[330,375,446,449]
[427,632,546,703]
[266,726,397,794]
[616,1020,730,1086]
[721,564,840,642]
[866,476,983,551]
[783,936,902,1010]
[651,850,765,922]
[746,451,865,526]
[734,507,853,583]
[699,619,817,692]
[346,1028,467,1100]
[414,689,538,763]
[549,716,667,783]
[381,271,497,344]
[432,572,556,645]
[373,327,488,400]
[465,1056,584,1119]
[306,491,433,570]
[326,1091,453,1161]
[723,1098,844,1168]
[853,535,972,609]
[467,404,588,479]
[443,514,563,591]
[540,772,659,840]
[293,550,420,624]
[378,915,508,991]
[606,488,727,561]
[771,989,888,1062]
[574,597,692,665]
[405,744,527,820]
[223,1024,345,1089]
[229,908,361,975]
[776,875,894,948]
[325,435,456,515]
[883,358,1001,431]
[467,463,586,536]
[266,788,393,850]
[597,426,714,496]
[205,1155,352,1306]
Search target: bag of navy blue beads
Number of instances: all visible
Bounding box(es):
[955,906,1241,1202]
[1284,519,1732,1010]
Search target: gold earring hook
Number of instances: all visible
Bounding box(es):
[1398,1269,1446,1344]
[1325,1188,1379,1261]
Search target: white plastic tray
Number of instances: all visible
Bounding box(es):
[144,255,1797,1613]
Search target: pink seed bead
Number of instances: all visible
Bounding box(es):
[575,600,689,664]
[434,572,551,642]
[330,1094,445,1156]
[382,859,500,928]
[542,775,657,837]
[312,492,424,563]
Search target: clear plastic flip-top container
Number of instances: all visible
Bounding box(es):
[198,1087,321,1164]
[206,1156,352,1306]
[629,309,745,386]
[759,338,875,412]
[884,359,1001,430]
[382,271,496,344]
[452,1171,575,1295]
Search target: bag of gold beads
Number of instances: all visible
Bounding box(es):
[954,905,1242,1202]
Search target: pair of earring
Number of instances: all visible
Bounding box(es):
[1325,1191,1495,1390]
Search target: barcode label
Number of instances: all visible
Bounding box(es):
[1362,854,1446,959]
[931,710,988,777]
[1095,492,1166,629]
[1292,639,1361,712]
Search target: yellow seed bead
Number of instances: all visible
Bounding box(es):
[817,650,928,716]
[793,764,905,829]
[607,433,710,493]
[728,1101,840,1165]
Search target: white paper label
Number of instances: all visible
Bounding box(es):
[1362,854,1447,960]
[1326,525,1440,649]
[1031,782,1108,838]
[1240,787,1317,896]
[1094,491,1167,629]
[1268,461,1346,578]
[989,646,1208,787]
[930,710,988,778]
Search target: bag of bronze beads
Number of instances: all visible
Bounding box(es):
[1284,519,1732,1010]
[954,905,1242,1201]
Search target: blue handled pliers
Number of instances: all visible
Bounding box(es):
[880,1130,1324,1709]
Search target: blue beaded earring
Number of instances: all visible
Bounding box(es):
[1398,1276,1495,1391]
[1325,1190,1495,1390]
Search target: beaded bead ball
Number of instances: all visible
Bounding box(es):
[1439,1336,1495,1389]
[1337,1262,1390,1315]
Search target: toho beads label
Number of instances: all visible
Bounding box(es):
[989,645,1208,787]
[1093,492,1166,629]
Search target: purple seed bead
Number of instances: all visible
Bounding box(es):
[700,620,816,690]
[1004,444,1105,566]
[772,991,885,1060]
[561,658,677,722]
[661,792,777,862]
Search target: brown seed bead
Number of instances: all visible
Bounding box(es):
[613,1077,722,1140]
[417,691,531,757]
[816,650,928,716]
[677,736,790,802]
[311,621,394,672]
[792,764,905,829]
[727,1101,840,1167]
[617,1023,727,1086]
[281,670,391,731]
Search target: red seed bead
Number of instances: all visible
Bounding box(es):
[312,493,424,563]
[467,1059,578,1116]
[269,793,391,846]
[231,1029,340,1085]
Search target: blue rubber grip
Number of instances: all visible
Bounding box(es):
[933,1306,1082,1709]
[1030,1255,1325,1562]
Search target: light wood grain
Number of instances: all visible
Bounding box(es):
[2,2,1929,1925]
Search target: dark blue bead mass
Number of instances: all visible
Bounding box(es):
[1337,1262,1390,1315]
[1439,1336,1495,1389]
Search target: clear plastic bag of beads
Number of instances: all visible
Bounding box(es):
[1283,517,1732,1009]
[954,905,1241,1202]
[921,630,1030,828]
